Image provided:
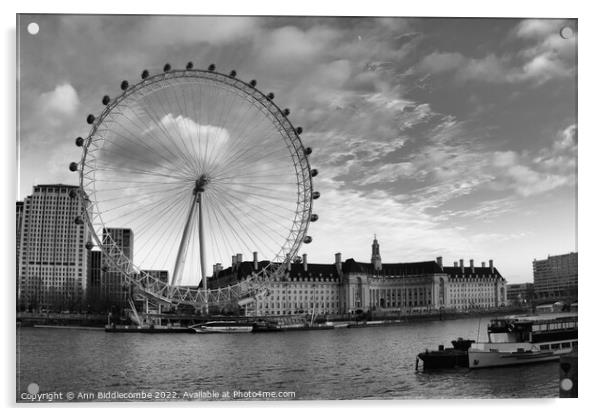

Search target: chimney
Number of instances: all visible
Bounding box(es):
[253,251,258,270]
[489,259,494,273]
[232,255,237,267]
[454,261,458,267]
[286,254,291,272]
[460,259,465,274]
[481,261,486,268]
[436,256,443,268]
[470,259,474,273]
[335,252,342,274]
[303,253,308,272]
[236,253,243,264]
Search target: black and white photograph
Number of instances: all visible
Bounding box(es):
[10,5,587,406]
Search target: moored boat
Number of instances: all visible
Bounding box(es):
[189,321,254,334]
[417,338,475,370]
[468,313,577,369]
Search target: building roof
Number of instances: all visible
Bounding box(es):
[443,266,503,279]
[33,183,79,189]
[209,257,505,285]
[342,258,444,275]
[212,260,339,280]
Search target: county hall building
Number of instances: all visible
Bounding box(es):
[208,237,507,317]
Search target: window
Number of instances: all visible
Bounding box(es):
[540,344,550,350]
[551,343,560,350]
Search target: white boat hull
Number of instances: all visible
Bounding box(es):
[191,325,253,334]
[468,342,575,369]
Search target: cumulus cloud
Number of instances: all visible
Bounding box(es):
[514,19,564,40]
[38,83,80,119]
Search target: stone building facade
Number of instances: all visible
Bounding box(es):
[207,238,507,317]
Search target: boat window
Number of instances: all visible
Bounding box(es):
[572,341,578,347]
[489,349,499,352]
[551,343,560,350]
[540,344,550,350]
[561,342,571,348]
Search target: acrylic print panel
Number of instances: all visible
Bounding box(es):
[16,14,578,402]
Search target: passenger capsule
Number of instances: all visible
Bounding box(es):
[69,162,78,172]
[86,114,95,124]
[283,108,290,116]
[163,63,172,72]
[250,80,257,87]
[304,147,313,155]
[267,92,275,100]
[312,191,320,200]
[120,80,129,90]
[296,127,303,135]
[208,64,216,71]
[303,236,313,244]
[141,69,149,79]
[186,61,194,70]
[74,216,84,225]
[102,95,110,105]
[75,137,84,147]
[69,189,78,198]
[229,70,237,78]
[310,214,319,222]
[311,169,318,177]
[85,241,94,250]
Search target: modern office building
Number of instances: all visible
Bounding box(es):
[533,252,578,302]
[506,282,534,305]
[208,237,507,317]
[17,184,88,311]
[100,227,134,310]
[86,250,103,311]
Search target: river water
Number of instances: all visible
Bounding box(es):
[16,316,559,401]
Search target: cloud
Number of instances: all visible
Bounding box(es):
[533,124,577,173]
[514,19,562,39]
[140,16,262,46]
[416,19,575,86]
[417,51,465,73]
[38,83,80,119]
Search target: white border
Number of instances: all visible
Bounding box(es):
[4,1,599,415]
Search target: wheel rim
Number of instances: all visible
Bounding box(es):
[75,67,316,307]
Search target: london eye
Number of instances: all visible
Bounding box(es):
[69,62,318,310]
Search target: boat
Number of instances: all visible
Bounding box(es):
[105,324,194,333]
[252,319,282,332]
[189,321,254,334]
[417,338,475,369]
[468,313,577,369]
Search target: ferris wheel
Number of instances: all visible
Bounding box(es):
[69,62,319,309]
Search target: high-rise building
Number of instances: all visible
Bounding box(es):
[86,250,103,311]
[16,201,24,306]
[533,252,578,302]
[17,184,88,311]
[101,227,134,310]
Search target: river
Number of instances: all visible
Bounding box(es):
[16,316,558,401]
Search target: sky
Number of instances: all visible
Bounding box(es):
[17,15,577,284]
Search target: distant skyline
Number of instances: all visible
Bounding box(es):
[17,15,577,284]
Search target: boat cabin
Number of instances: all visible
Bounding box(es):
[487,314,577,343]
